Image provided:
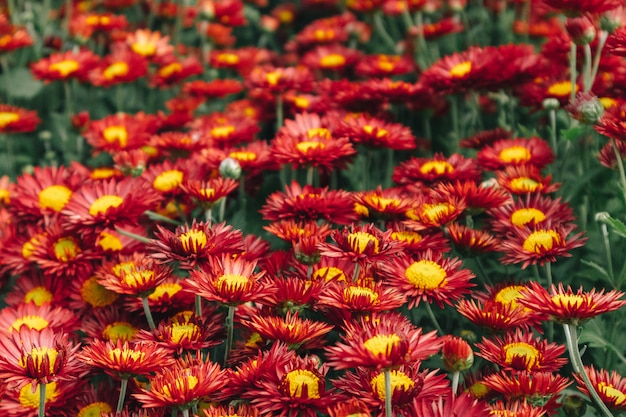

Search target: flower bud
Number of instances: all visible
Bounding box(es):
[542,98,560,111]
[565,92,604,124]
[219,157,242,180]
[442,335,474,373]
[565,16,596,46]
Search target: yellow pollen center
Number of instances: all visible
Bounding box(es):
[98,231,123,251]
[362,125,388,138]
[23,234,43,259]
[38,185,72,212]
[312,266,347,282]
[78,402,113,417]
[307,127,331,139]
[158,62,182,78]
[19,346,59,374]
[148,282,182,301]
[469,382,490,398]
[422,203,453,221]
[104,62,129,80]
[162,375,199,398]
[24,286,53,306]
[81,276,119,307]
[10,315,49,332]
[347,231,380,254]
[509,177,540,192]
[551,293,585,309]
[131,42,156,57]
[266,71,281,86]
[53,237,80,262]
[0,111,19,127]
[420,160,454,175]
[217,53,240,65]
[210,125,235,138]
[19,382,59,409]
[0,188,9,205]
[89,195,124,216]
[449,61,472,77]
[390,231,423,244]
[499,146,531,164]
[363,333,401,356]
[284,369,321,399]
[122,269,155,287]
[522,229,561,253]
[367,195,398,210]
[49,60,79,77]
[229,151,257,162]
[547,81,575,97]
[170,323,199,344]
[511,208,546,227]
[599,97,618,109]
[108,347,145,362]
[494,285,526,309]
[345,286,379,304]
[598,383,626,405]
[217,274,250,291]
[405,260,447,290]
[314,29,334,41]
[103,125,128,147]
[294,96,310,108]
[102,322,138,342]
[153,169,183,192]
[296,141,325,153]
[371,370,415,400]
[179,229,208,253]
[503,342,539,370]
[320,53,346,69]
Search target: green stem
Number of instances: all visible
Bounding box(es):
[275,93,283,133]
[205,207,212,224]
[224,305,236,366]
[115,227,152,244]
[600,223,615,287]
[238,174,246,212]
[116,377,129,413]
[144,210,183,225]
[569,42,577,102]
[564,324,615,417]
[2,133,15,178]
[38,383,46,417]
[549,109,557,157]
[141,297,156,331]
[583,44,593,93]
[451,372,460,395]
[173,0,184,53]
[195,295,202,318]
[473,257,493,286]
[384,368,393,417]
[373,11,398,53]
[425,302,444,335]
[589,31,608,91]
[116,83,124,113]
[385,148,394,189]
[306,166,314,187]
[1,55,11,104]
[182,408,190,417]
[611,138,626,206]
[218,197,226,222]
[449,95,461,149]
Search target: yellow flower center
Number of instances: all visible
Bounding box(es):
[320,53,346,69]
[307,127,332,139]
[153,169,184,192]
[503,342,539,370]
[296,141,325,153]
[38,185,72,212]
[499,146,531,164]
[378,60,395,72]
[511,208,546,227]
[547,81,575,97]
[314,29,334,41]
[362,125,388,138]
[200,188,215,199]
[312,266,347,281]
[366,195,399,210]
[405,260,447,290]
[90,167,118,180]
[98,231,123,251]
[294,96,310,109]
[509,177,540,192]
[22,234,44,259]
[599,97,618,109]
[108,347,145,362]
[102,322,138,343]
[179,229,208,253]
[0,188,9,205]
[551,294,585,309]
[148,282,182,301]
[104,62,130,80]
[131,42,156,57]
[24,286,53,306]
[53,237,80,262]
[162,375,199,398]
[420,160,454,175]
[347,231,379,254]
[494,285,526,309]
[19,346,59,374]
[284,369,321,399]
[449,61,472,78]
[217,274,249,291]
[78,402,113,417]
[89,195,124,216]
[211,125,235,138]
[10,315,49,332]
[19,382,59,409]
[421,202,453,222]
[522,229,561,253]
[216,53,240,65]
[390,231,423,244]
[469,381,490,398]
[345,286,379,304]
[266,71,281,86]
[49,59,80,77]
[363,333,400,356]
[103,125,128,147]
[229,151,257,162]
[170,322,199,344]
[81,276,119,307]
[371,370,415,400]
[0,111,19,127]
[598,382,626,405]
[122,270,155,287]
[158,62,182,78]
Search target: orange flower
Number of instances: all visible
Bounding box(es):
[0,104,41,134]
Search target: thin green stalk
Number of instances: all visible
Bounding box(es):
[569,42,577,102]
[611,138,626,205]
[373,11,397,53]
[451,372,460,395]
[116,377,129,413]
[449,95,461,150]
[589,31,608,92]
[224,305,236,366]
[115,227,152,244]
[275,93,283,133]
[549,108,557,157]
[1,55,11,104]
[238,174,246,211]
[218,197,226,222]
[306,166,314,187]
[564,324,615,417]
[600,223,615,286]
[473,257,493,286]
[205,207,212,224]
[2,133,15,178]
[38,383,46,417]
[195,295,202,318]
[425,302,444,335]
[116,84,124,113]
[384,368,393,417]
[144,210,183,225]
[583,44,593,92]
[141,297,156,331]
[173,0,185,52]
[385,148,394,189]
[182,408,190,417]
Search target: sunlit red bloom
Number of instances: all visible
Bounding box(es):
[355,54,415,78]
[96,252,171,298]
[573,366,626,411]
[0,104,40,134]
[263,219,333,244]
[596,103,626,142]
[30,225,94,280]
[420,47,494,94]
[125,277,196,314]
[319,223,402,266]
[377,250,474,308]
[331,113,416,150]
[477,137,555,171]
[487,400,548,417]
[246,65,314,94]
[137,314,222,354]
[388,225,451,256]
[0,303,77,336]
[261,181,358,225]
[392,153,481,187]
[519,281,626,324]
[431,180,511,213]
[0,328,83,390]
[150,56,203,87]
[482,370,571,408]
[0,379,79,417]
[0,21,33,53]
[333,364,450,416]
[460,127,512,149]
[191,112,260,146]
[291,13,354,50]
[446,223,500,254]
[183,78,243,98]
[499,223,586,268]
[476,329,567,372]
[302,44,361,72]
[457,298,541,332]
[542,0,622,14]
[125,29,173,61]
[328,399,371,417]
[181,177,238,211]
[326,313,441,370]
[89,46,148,87]
[209,47,263,73]
[80,306,142,343]
[412,391,490,417]
[519,76,580,108]
[133,354,224,409]
[31,49,99,82]
[83,112,156,152]
[78,339,175,379]
[404,195,467,231]
[70,12,128,39]
[496,165,560,195]
[488,193,574,234]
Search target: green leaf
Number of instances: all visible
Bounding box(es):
[596,213,626,238]
[1,68,44,99]
[580,259,612,283]
[561,125,586,142]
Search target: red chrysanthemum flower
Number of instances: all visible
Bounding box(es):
[96,252,171,298]
[124,277,197,314]
[496,165,560,195]
[302,44,361,72]
[2,271,69,308]
[460,127,512,149]
[431,180,511,213]
[80,306,142,343]
[420,46,495,94]
[328,399,371,417]
[181,177,238,212]
[0,303,78,335]
[203,404,260,417]
[519,281,626,324]
[519,76,580,108]
[573,366,626,411]
[0,104,41,134]
[290,13,354,50]
[542,0,622,15]
[89,45,149,87]
[209,47,262,73]
[377,250,475,308]
[404,195,467,231]
[499,223,586,268]
[392,153,482,187]
[83,112,156,152]
[0,19,33,53]
[246,65,314,94]
[353,188,418,223]
[125,29,173,62]
[447,223,500,255]
[477,137,555,171]
[355,54,415,78]
[330,113,416,150]
[457,298,542,333]
[150,56,203,88]
[183,78,243,98]
[596,103,626,142]
[264,219,333,245]
[387,225,451,256]
[482,370,571,409]
[0,379,79,417]
[190,112,260,147]
[411,391,491,417]
[137,313,222,354]
[362,78,420,104]
[487,399,548,417]
[325,313,441,370]
[31,49,100,83]
[149,131,209,157]
[30,224,94,280]
[475,329,567,372]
